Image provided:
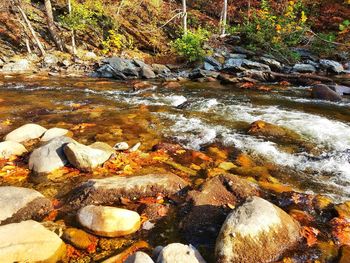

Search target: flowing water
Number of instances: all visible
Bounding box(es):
[1,74,350,202]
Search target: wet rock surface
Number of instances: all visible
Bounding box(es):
[4,123,47,143]
[77,205,141,237]
[0,220,66,263]
[156,243,206,263]
[29,136,74,174]
[215,196,301,263]
[180,173,259,245]
[67,173,189,209]
[64,141,113,171]
[0,141,27,159]
[0,186,52,225]
[311,84,343,101]
[125,251,155,263]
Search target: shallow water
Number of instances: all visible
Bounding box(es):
[1,74,350,202]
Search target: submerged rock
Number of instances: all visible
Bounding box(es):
[156,243,206,263]
[64,141,113,171]
[311,84,342,101]
[181,173,259,245]
[29,136,74,174]
[41,127,69,142]
[4,123,47,143]
[0,186,52,225]
[77,205,141,237]
[62,227,95,249]
[0,141,27,159]
[0,220,66,262]
[215,196,301,263]
[125,251,154,263]
[67,173,188,209]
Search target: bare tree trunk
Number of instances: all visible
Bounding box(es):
[182,0,187,35]
[16,3,46,56]
[68,0,76,55]
[221,0,228,36]
[44,0,64,51]
[25,38,32,53]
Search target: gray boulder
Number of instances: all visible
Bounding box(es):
[0,186,52,225]
[204,56,222,71]
[311,84,342,101]
[141,66,156,79]
[41,127,69,142]
[1,59,33,73]
[0,141,27,159]
[66,173,189,209]
[152,64,171,74]
[29,136,74,174]
[181,174,259,245]
[4,123,47,143]
[329,85,350,96]
[156,243,206,263]
[319,59,344,74]
[260,57,282,71]
[64,141,113,171]
[43,54,59,67]
[293,63,316,73]
[0,220,66,263]
[215,197,301,263]
[242,60,271,71]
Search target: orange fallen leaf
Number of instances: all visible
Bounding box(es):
[331,217,350,246]
[301,226,320,247]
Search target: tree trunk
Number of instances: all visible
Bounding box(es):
[67,0,77,55]
[16,3,46,56]
[44,0,64,51]
[221,0,228,36]
[182,0,187,35]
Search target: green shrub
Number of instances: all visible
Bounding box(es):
[171,29,210,62]
[229,0,308,63]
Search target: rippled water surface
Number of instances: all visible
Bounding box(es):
[1,74,350,201]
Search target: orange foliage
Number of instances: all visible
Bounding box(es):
[331,217,350,246]
[301,226,320,247]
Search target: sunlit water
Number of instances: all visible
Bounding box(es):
[1,74,350,201]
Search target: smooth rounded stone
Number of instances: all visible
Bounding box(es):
[0,141,27,159]
[0,220,66,263]
[0,186,52,225]
[319,59,344,74]
[4,123,47,143]
[41,127,69,142]
[64,141,113,171]
[311,84,342,102]
[89,142,115,155]
[77,205,141,237]
[125,251,155,263]
[215,196,301,263]
[329,84,350,96]
[43,54,59,67]
[156,243,206,263]
[29,136,74,174]
[113,141,129,150]
[141,66,156,79]
[292,63,316,73]
[62,227,95,249]
[66,173,188,209]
